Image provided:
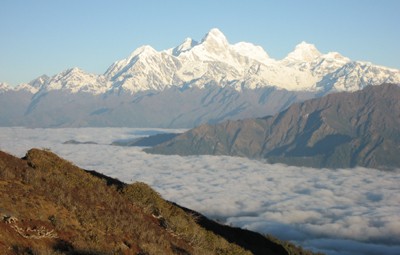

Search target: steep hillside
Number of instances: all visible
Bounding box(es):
[0,149,319,255]
[146,84,400,169]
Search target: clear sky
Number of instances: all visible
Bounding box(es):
[1,0,399,86]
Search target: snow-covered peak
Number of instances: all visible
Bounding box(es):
[285,41,322,62]
[15,83,38,93]
[231,42,271,63]
[40,67,110,94]
[172,38,198,56]
[29,74,49,88]
[50,68,87,83]
[18,28,396,96]
[102,28,399,94]
[104,45,159,80]
[0,82,11,93]
[63,67,86,76]
[129,45,157,59]
[321,60,400,92]
[200,28,229,48]
[14,74,49,94]
[322,52,350,62]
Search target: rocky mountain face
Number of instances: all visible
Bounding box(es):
[0,29,399,128]
[146,84,400,170]
[0,149,319,255]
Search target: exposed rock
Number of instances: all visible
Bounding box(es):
[147,84,400,169]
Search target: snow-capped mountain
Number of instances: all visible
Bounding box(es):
[37,68,111,95]
[105,28,317,92]
[284,41,322,62]
[101,28,399,93]
[14,75,50,94]
[0,82,11,93]
[3,28,400,95]
[0,28,399,128]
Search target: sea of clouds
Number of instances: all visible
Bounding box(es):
[1,127,399,255]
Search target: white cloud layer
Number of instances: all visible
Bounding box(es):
[1,127,399,255]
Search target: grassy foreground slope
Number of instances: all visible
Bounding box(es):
[0,149,320,255]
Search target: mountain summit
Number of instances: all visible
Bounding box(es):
[99,28,398,93]
[1,28,399,128]
[285,41,322,62]
[201,28,229,46]
[172,37,198,56]
[3,28,399,94]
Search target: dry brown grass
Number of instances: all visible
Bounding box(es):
[0,149,251,255]
[0,149,321,255]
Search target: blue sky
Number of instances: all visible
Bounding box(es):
[1,0,399,86]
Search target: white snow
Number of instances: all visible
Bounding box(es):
[284,41,322,62]
[231,42,271,63]
[0,82,11,93]
[2,28,399,95]
[323,51,350,62]
[200,28,229,47]
[15,83,39,94]
[171,37,198,56]
[37,67,111,95]
[104,29,399,93]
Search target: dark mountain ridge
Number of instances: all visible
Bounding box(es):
[146,84,400,169]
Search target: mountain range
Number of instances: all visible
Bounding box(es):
[1,28,399,128]
[146,84,400,170]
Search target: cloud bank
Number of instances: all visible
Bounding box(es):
[1,127,399,255]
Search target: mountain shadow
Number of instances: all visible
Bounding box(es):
[146,83,400,170]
